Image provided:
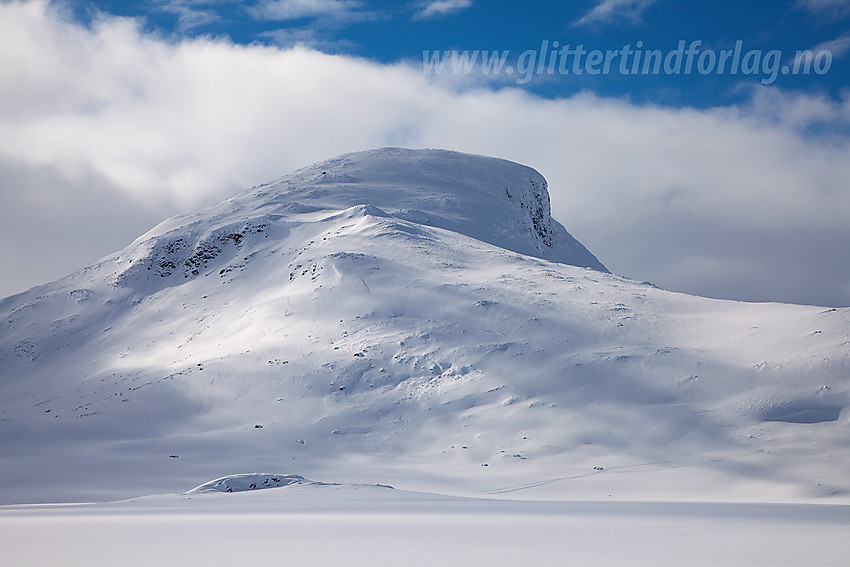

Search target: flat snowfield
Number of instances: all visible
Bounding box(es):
[1,486,849,566]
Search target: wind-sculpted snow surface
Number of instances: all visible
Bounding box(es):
[0,148,848,505]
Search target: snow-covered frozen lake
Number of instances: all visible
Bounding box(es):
[2,484,848,566]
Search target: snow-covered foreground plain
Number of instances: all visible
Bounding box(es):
[2,483,850,567]
[1,148,849,560]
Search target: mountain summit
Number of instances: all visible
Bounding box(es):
[0,148,848,505]
[127,147,606,283]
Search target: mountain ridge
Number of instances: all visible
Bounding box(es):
[0,148,848,505]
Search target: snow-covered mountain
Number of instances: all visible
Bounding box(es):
[0,148,848,505]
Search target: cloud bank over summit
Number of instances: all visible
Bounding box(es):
[1,1,849,305]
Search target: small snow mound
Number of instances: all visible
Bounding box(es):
[187,473,310,493]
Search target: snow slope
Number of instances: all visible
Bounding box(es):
[0,148,848,505]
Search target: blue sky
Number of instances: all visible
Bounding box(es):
[1,0,849,306]
[66,0,850,106]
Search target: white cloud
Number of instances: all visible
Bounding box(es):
[248,0,375,46]
[574,0,656,26]
[250,0,363,21]
[789,33,850,73]
[812,34,850,58]
[1,0,850,307]
[257,26,359,50]
[796,0,850,18]
[741,85,850,129]
[155,0,221,32]
[413,0,472,21]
